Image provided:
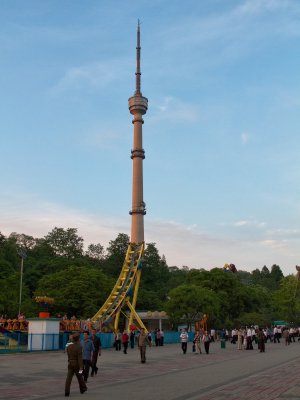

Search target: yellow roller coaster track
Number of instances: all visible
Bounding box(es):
[91,242,147,332]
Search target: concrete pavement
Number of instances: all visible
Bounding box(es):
[1,340,300,399]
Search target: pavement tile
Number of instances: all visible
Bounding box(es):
[1,341,300,399]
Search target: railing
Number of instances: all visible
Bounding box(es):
[0,332,28,353]
[0,331,194,354]
[0,332,115,353]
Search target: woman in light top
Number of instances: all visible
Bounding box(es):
[180,329,189,354]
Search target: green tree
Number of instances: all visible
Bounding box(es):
[22,239,87,295]
[0,231,6,246]
[234,312,271,327]
[103,233,129,277]
[0,235,19,274]
[0,273,20,316]
[9,233,37,251]
[167,266,189,291]
[136,288,163,310]
[272,275,300,323]
[165,284,220,329]
[35,266,114,318]
[251,268,262,285]
[236,270,252,285]
[0,273,34,317]
[140,242,170,302]
[250,265,284,291]
[86,243,105,260]
[186,268,248,323]
[270,264,284,290]
[44,227,84,258]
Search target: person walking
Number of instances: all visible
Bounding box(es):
[64,334,73,353]
[81,330,95,383]
[193,330,202,354]
[160,329,164,346]
[130,329,135,349]
[231,329,237,344]
[273,326,280,343]
[91,329,101,377]
[65,333,87,397]
[114,330,122,351]
[180,329,189,354]
[156,329,161,346]
[257,328,265,352]
[137,328,151,363]
[246,326,253,350]
[289,327,295,343]
[237,328,243,350]
[202,331,211,354]
[283,328,290,345]
[122,330,129,354]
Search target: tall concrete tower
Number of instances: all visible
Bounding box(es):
[128,21,148,244]
[91,24,149,332]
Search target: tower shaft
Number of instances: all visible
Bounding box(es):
[129,22,148,244]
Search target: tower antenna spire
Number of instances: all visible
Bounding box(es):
[135,19,141,96]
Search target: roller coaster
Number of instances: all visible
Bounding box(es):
[91,242,147,332]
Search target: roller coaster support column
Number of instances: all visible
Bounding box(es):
[128,267,142,330]
[114,308,121,332]
[126,298,148,333]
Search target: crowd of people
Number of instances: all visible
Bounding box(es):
[0,314,83,332]
[176,325,300,356]
[65,323,300,396]
[65,328,102,396]
[65,327,153,396]
[2,314,298,397]
[215,325,300,352]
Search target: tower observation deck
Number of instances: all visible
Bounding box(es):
[91,22,148,332]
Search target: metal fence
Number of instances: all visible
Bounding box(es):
[0,331,193,354]
[0,332,28,353]
[0,332,115,353]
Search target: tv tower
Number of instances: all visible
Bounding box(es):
[128,20,148,244]
[91,22,149,332]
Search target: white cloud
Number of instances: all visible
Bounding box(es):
[1,192,299,274]
[234,220,248,227]
[233,219,266,228]
[149,96,200,123]
[234,0,291,17]
[266,228,300,239]
[50,59,129,94]
[241,132,249,144]
[159,0,300,69]
[0,191,127,249]
[259,239,288,250]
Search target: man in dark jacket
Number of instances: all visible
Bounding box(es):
[81,330,95,382]
[137,328,151,363]
[65,333,87,397]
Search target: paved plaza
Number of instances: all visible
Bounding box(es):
[1,340,300,400]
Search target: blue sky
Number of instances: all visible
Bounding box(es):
[1,0,300,275]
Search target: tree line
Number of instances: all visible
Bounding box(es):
[0,227,299,328]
